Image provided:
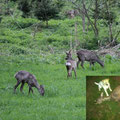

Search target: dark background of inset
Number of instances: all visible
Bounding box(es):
[86,76,120,120]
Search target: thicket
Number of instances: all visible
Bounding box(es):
[0,0,120,57]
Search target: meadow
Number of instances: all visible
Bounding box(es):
[0,55,85,120]
[0,2,120,119]
[0,54,120,120]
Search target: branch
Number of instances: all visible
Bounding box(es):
[113,30,120,42]
[105,30,120,48]
[113,43,120,50]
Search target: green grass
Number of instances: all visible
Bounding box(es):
[0,55,120,120]
[0,55,85,120]
[0,4,120,119]
[1,16,119,54]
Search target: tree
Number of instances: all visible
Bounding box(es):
[10,0,64,25]
[70,0,100,37]
[17,0,32,17]
[69,0,120,47]
[34,0,61,26]
[98,0,120,47]
[9,0,35,17]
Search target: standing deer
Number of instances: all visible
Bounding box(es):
[65,50,77,78]
[76,50,104,69]
[14,71,45,96]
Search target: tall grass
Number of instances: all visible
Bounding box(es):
[0,55,85,120]
[0,55,120,120]
[0,15,120,120]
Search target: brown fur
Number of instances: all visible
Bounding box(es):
[77,50,104,69]
[65,50,77,78]
[14,71,44,96]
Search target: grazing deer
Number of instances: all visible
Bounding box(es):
[96,86,120,104]
[76,49,104,69]
[14,71,45,96]
[65,50,77,78]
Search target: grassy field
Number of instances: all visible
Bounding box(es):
[0,55,85,120]
[0,1,119,119]
[0,55,120,120]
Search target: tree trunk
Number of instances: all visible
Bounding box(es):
[72,0,99,37]
[82,0,98,37]
[108,23,113,43]
[82,3,85,33]
[74,22,78,50]
[94,0,99,37]
[82,14,85,33]
[46,20,48,27]
[104,1,113,45]
[70,30,73,50]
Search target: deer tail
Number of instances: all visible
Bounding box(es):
[94,82,99,85]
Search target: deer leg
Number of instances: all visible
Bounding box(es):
[104,88,109,96]
[80,57,85,69]
[28,86,34,94]
[67,71,69,78]
[90,61,95,69]
[90,62,92,69]
[98,86,101,91]
[108,84,112,91]
[70,68,73,77]
[14,81,21,93]
[81,60,84,69]
[67,71,70,78]
[31,87,34,93]
[77,60,80,68]
[29,87,31,94]
[20,82,25,93]
[92,62,95,68]
[68,68,72,78]
[73,68,77,78]
[66,67,69,78]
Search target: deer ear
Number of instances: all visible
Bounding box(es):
[66,51,69,54]
[69,49,72,54]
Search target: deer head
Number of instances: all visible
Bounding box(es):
[39,85,45,96]
[65,50,73,60]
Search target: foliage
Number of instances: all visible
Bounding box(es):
[1,16,39,29]
[33,0,60,26]
[0,1,120,119]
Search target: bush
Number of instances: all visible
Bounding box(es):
[0,28,32,46]
[10,45,29,55]
[2,16,39,29]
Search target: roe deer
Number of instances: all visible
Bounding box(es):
[65,50,77,78]
[96,86,120,104]
[14,71,45,96]
[94,78,112,97]
[76,49,104,69]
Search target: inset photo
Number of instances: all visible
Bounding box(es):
[86,76,120,120]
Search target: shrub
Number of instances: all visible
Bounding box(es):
[10,45,29,55]
[2,17,39,29]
